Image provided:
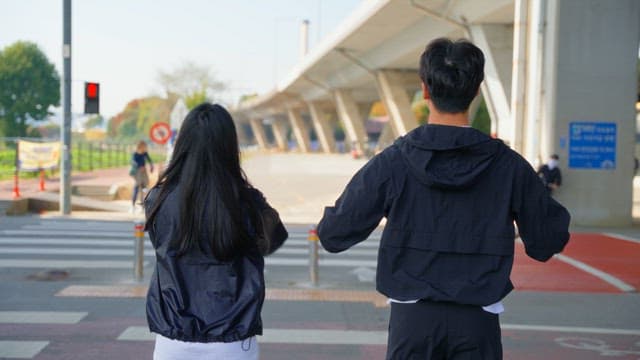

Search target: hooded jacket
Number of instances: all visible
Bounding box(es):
[318,125,570,306]
[144,186,287,343]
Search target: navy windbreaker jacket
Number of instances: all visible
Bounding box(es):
[318,125,570,306]
[144,186,288,343]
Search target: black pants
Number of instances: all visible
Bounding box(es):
[386,301,502,360]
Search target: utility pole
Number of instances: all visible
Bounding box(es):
[61,0,72,214]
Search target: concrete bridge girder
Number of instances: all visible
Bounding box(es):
[334,89,368,153]
[308,101,337,154]
[249,118,269,150]
[469,23,514,142]
[271,118,289,151]
[375,69,421,137]
[287,108,312,153]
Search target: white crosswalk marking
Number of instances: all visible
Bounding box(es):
[0,220,381,272]
[0,311,87,324]
[0,341,49,359]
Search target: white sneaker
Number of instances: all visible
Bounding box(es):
[129,205,135,214]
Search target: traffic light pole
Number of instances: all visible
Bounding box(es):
[60,0,72,215]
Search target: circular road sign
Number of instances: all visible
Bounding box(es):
[149,122,172,145]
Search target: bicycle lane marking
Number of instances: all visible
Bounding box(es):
[512,240,622,293]
[560,233,640,291]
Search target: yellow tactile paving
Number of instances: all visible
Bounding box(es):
[56,285,389,307]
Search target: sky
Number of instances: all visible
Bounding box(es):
[0,0,363,123]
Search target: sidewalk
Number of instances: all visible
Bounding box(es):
[0,166,157,217]
[4,153,640,225]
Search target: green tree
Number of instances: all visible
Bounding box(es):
[107,96,175,140]
[157,62,225,106]
[471,99,492,135]
[84,115,105,130]
[184,89,207,110]
[0,41,60,137]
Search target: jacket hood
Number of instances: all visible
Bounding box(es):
[396,125,503,189]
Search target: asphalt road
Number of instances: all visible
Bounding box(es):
[0,215,638,359]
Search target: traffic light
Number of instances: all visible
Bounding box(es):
[84,82,100,114]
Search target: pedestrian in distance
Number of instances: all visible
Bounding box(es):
[129,140,154,213]
[144,103,288,360]
[318,38,571,359]
[537,154,562,193]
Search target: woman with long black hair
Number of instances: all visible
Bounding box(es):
[144,103,288,359]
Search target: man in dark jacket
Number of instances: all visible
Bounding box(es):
[537,154,562,193]
[318,38,570,359]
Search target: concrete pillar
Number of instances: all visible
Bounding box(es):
[249,118,268,150]
[333,89,368,153]
[510,0,528,154]
[375,70,419,136]
[376,123,396,151]
[287,108,312,153]
[271,118,288,151]
[522,0,545,164]
[469,24,513,142]
[540,0,640,226]
[235,120,250,147]
[308,102,336,153]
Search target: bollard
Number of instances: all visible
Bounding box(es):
[308,226,319,286]
[12,172,20,199]
[13,141,20,199]
[39,169,45,191]
[133,220,145,281]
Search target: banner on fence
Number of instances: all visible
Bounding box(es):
[18,140,61,171]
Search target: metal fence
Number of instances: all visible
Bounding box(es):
[0,137,165,178]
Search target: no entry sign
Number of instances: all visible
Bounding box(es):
[149,122,172,145]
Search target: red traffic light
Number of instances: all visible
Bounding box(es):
[84,82,100,114]
[86,82,99,99]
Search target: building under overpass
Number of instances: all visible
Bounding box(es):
[232,0,640,227]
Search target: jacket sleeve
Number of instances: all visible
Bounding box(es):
[512,160,570,261]
[249,188,288,255]
[318,153,392,253]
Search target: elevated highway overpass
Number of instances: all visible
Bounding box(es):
[232,0,640,227]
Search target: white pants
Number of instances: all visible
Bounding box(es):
[153,334,259,360]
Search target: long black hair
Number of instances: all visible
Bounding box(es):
[146,103,256,261]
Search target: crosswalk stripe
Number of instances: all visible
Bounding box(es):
[0,229,135,238]
[0,311,87,324]
[0,259,148,269]
[0,341,49,359]
[288,234,382,241]
[0,226,379,270]
[0,256,373,268]
[0,247,156,257]
[266,258,377,267]
[25,223,134,231]
[275,248,378,256]
[0,238,153,247]
[0,238,379,250]
[284,239,380,248]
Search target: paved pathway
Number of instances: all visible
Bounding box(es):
[0,153,639,359]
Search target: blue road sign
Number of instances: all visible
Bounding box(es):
[569,122,616,169]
